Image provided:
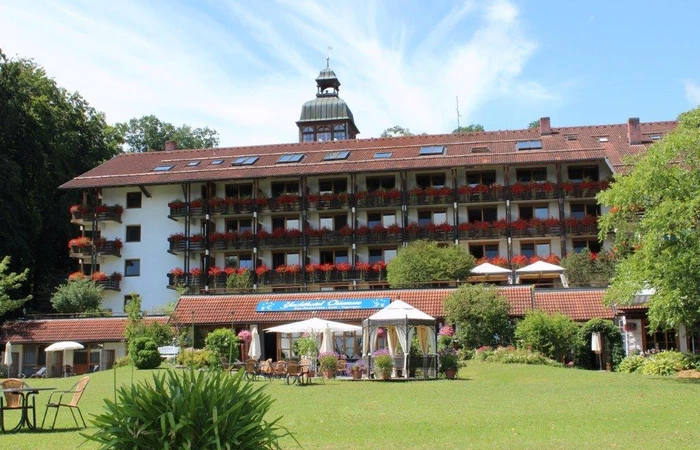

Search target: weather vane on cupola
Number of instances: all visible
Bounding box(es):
[326,46,332,68]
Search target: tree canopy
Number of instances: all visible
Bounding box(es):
[0,51,121,312]
[560,249,616,287]
[50,278,103,314]
[443,284,512,348]
[453,124,485,134]
[380,125,414,138]
[598,107,700,332]
[115,115,220,152]
[528,120,539,129]
[0,256,32,319]
[386,240,475,287]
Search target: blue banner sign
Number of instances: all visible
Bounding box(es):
[256,298,390,312]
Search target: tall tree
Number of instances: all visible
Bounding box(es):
[386,241,475,287]
[443,284,513,348]
[115,115,219,152]
[598,107,700,332]
[0,51,120,313]
[0,256,32,319]
[453,124,485,134]
[380,125,414,138]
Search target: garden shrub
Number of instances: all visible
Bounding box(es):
[515,310,580,362]
[443,284,513,348]
[205,328,240,367]
[618,355,646,373]
[177,348,214,369]
[483,346,563,367]
[474,346,494,361]
[575,318,625,370]
[114,355,131,368]
[128,337,161,370]
[86,368,294,449]
[639,351,691,376]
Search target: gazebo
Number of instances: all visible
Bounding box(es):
[515,260,569,287]
[362,300,438,379]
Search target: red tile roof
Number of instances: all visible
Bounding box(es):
[1,317,167,344]
[532,289,613,321]
[60,122,677,189]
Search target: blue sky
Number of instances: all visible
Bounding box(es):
[1,0,698,146]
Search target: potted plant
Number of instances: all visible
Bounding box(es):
[373,349,393,380]
[318,352,339,378]
[439,347,459,379]
[293,334,318,359]
[350,361,366,380]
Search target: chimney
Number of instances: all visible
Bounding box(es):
[627,118,641,145]
[539,117,551,136]
[164,140,177,151]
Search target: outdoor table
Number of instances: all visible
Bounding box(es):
[1,387,55,432]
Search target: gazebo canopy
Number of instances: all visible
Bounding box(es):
[516,260,565,273]
[471,263,512,275]
[363,299,435,327]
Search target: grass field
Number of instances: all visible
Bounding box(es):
[1,362,698,449]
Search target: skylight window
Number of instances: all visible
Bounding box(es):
[186,161,200,167]
[564,134,578,141]
[515,140,543,151]
[374,152,393,159]
[153,165,174,172]
[232,156,259,165]
[210,159,224,165]
[650,134,662,140]
[277,154,304,163]
[323,150,350,161]
[471,146,490,154]
[597,136,609,143]
[419,146,445,155]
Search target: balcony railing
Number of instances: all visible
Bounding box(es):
[509,182,558,201]
[355,190,402,208]
[457,185,506,203]
[457,221,509,240]
[69,239,122,258]
[260,194,302,212]
[70,204,123,223]
[406,188,453,206]
[94,277,121,291]
[564,216,599,235]
[356,227,404,245]
[307,193,351,210]
[561,181,610,199]
[509,219,561,238]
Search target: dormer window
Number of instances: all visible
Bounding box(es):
[516,140,543,150]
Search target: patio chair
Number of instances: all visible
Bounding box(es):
[336,359,348,377]
[29,367,47,378]
[284,361,300,385]
[258,359,273,380]
[1,378,34,432]
[41,376,90,429]
[273,361,287,379]
[243,359,257,381]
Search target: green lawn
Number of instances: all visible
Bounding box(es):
[2,362,699,449]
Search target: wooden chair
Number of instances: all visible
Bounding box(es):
[243,359,257,381]
[1,378,33,432]
[41,376,90,429]
[258,359,273,380]
[336,359,348,377]
[273,361,287,379]
[298,358,313,384]
[284,361,300,385]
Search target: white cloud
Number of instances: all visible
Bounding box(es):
[685,80,700,106]
[0,0,556,145]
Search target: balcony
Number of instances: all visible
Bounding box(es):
[257,229,303,249]
[457,220,509,240]
[69,204,123,224]
[355,190,402,208]
[457,184,506,203]
[561,180,610,199]
[170,232,255,253]
[259,194,302,212]
[306,229,354,247]
[509,218,562,238]
[68,238,122,258]
[355,225,404,245]
[407,187,453,206]
[509,182,558,201]
[564,216,599,235]
[405,223,455,241]
[307,193,351,210]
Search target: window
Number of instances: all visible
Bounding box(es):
[126,192,142,209]
[564,134,577,141]
[320,249,349,265]
[515,167,547,183]
[596,136,609,143]
[224,183,253,198]
[418,210,447,226]
[271,181,299,196]
[278,333,302,359]
[232,156,259,165]
[319,215,348,230]
[649,134,662,141]
[366,176,395,191]
[318,178,347,193]
[467,207,497,223]
[153,165,173,171]
[323,150,350,161]
[186,161,200,167]
[520,242,551,257]
[277,154,304,163]
[470,146,490,153]
[645,324,678,351]
[317,126,332,142]
[333,124,346,141]
[570,203,600,219]
[374,152,392,159]
[302,126,314,142]
[224,253,253,270]
[334,332,358,358]
[272,252,300,268]
[124,259,140,277]
[572,239,601,254]
[272,216,301,230]
[367,212,397,228]
[469,243,500,259]
[210,159,224,165]
[369,248,397,264]
[467,171,496,187]
[125,225,141,242]
[415,173,446,188]
[124,294,134,310]
[419,146,445,155]
[519,205,549,220]
[515,140,542,150]
[225,218,253,233]
[567,166,599,182]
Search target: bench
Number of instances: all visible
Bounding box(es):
[157,346,180,361]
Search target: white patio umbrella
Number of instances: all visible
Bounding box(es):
[247,326,261,361]
[320,325,334,354]
[45,341,84,377]
[265,318,361,334]
[3,341,12,376]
